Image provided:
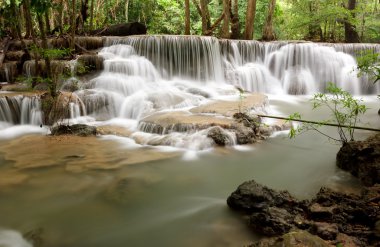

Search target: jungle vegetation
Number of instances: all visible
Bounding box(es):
[0,0,379,43]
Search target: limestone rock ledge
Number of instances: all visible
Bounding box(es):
[138,93,288,146]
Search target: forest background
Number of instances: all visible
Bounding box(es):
[0,0,379,43]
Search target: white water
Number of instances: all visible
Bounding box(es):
[2,36,380,148]
[0,229,32,247]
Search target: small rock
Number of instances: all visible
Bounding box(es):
[309,203,336,220]
[311,222,339,240]
[51,124,97,137]
[207,126,233,146]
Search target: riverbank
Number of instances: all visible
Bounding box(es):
[228,133,380,246]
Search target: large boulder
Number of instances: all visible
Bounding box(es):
[336,134,380,186]
[227,180,300,214]
[227,180,380,246]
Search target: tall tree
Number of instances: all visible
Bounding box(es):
[344,0,360,42]
[185,0,190,35]
[125,0,129,22]
[262,0,276,41]
[220,0,231,38]
[70,0,76,50]
[89,0,94,30]
[244,0,257,40]
[199,0,211,35]
[22,0,33,38]
[230,0,240,39]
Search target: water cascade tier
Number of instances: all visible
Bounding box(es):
[0,94,43,126]
[2,36,379,149]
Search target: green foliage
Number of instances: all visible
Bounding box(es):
[356,50,380,84]
[148,0,185,34]
[30,45,71,60]
[289,83,368,144]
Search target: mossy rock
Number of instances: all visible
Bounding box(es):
[51,124,97,137]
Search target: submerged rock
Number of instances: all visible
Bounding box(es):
[227,180,380,246]
[51,124,97,137]
[336,134,380,186]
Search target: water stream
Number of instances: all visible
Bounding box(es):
[0,36,379,246]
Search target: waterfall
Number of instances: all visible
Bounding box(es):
[0,95,43,125]
[73,36,380,126]
[100,36,380,95]
[105,36,225,82]
[6,37,379,128]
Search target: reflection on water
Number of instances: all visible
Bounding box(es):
[0,96,378,246]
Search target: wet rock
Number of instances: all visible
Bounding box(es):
[77,55,104,73]
[231,112,260,144]
[232,123,257,144]
[308,203,337,220]
[310,222,338,240]
[207,126,233,146]
[227,180,380,246]
[249,230,330,247]
[334,233,363,247]
[51,124,97,137]
[249,207,295,236]
[227,180,298,214]
[336,134,380,186]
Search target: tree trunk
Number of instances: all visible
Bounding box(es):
[56,0,64,35]
[220,0,231,38]
[344,0,360,43]
[44,10,51,34]
[185,0,190,35]
[262,0,276,41]
[230,0,240,39]
[22,1,32,38]
[125,0,129,22]
[90,0,94,30]
[307,2,322,41]
[200,0,211,35]
[10,0,24,42]
[78,0,88,33]
[24,0,40,84]
[70,0,76,51]
[244,0,257,40]
[37,13,55,97]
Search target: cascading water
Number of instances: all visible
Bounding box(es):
[68,36,380,150]
[0,95,42,125]
[3,36,380,148]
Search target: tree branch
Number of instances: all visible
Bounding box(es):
[205,13,225,36]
